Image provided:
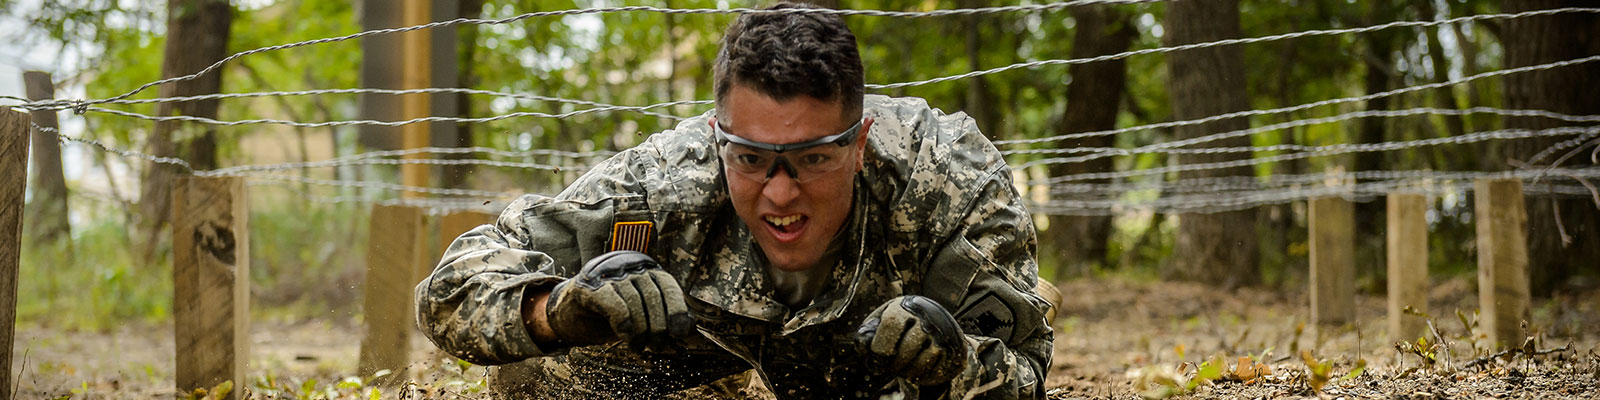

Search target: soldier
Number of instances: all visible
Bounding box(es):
[415,2,1055,398]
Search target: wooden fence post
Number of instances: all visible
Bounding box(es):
[1,108,34,400]
[401,0,431,197]
[1310,197,1354,325]
[1387,194,1428,344]
[172,176,249,399]
[359,205,425,378]
[438,210,495,255]
[1475,179,1529,348]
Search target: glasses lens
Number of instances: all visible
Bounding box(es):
[785,145,851,175]
[719,143,775,175]
[718,142,853,182]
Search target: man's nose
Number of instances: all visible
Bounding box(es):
[762,168,801,207]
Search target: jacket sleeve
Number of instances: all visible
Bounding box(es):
[413,146,657,365]
[940,170,1053,400]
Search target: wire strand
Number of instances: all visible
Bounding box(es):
[997,54,1600,146]
[33,6,1594,114]
[76,0,1164,107]
[1004,107,1600,168]
[1035,126,1600,184]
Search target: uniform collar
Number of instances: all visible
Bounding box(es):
[778,176,870,334]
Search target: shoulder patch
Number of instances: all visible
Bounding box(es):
[609,221,653,253]
[955,292,1015,341]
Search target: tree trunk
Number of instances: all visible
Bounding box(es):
[23,72,71,242]
[1044,5,1135,280]
[959,0,997,139]
[1500,0,1600,296]
[359,0,404,152]
[1163,0,1258,287]
[1419,0,1468,142]
[139,0,232,243]
[1355,2,1398,291]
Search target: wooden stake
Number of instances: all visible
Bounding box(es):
[1,108,33,400]
[1310,197,1355,325]
[438,210,495,255]
[172,176,249,399]
[1387,194,1428,344]
[1475,179,1529,349]
[359,205,425,378]
[401,0,431,198]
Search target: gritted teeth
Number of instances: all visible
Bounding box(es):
[764,215,802,227]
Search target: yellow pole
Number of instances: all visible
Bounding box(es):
[401,0,431,198]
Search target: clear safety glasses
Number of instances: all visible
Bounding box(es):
[714,119,863,183]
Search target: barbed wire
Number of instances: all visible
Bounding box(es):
[46,88,703,121]
[215,173,511,198]
[870,7,1600,89]
[996,54,1600,147]
[34,123,196,173]
[200,157,585,176]
[1005,107,1600,168]
[202,145,611,176]
[78,100,706,128]
[19,6,1593,116]
[1035,125,1600,184]
[1526,132,1600,166]
[47,114,1600,216]
[247,179,527,214]
[48,49,1600,136]
[46,114,1596,196]
[1032,171,1600,215]
[1043,167,1600,197]
[61,0,1162,108]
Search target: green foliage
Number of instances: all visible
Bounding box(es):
[248,189,370,315]
[249,369,403,400]
[8,0,1549,333]
[18,205,171,332]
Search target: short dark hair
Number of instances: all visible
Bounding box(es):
[713,2,865,123]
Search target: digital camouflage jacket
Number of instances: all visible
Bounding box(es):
[416,95,1053,399]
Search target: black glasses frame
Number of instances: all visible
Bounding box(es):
[713,119,863,152]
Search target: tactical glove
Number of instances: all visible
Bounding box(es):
[545,251,693,346]
[856,295,970,386]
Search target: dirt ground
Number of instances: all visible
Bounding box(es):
[12,276,1599,399]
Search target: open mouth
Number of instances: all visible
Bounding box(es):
[763,214,808,241]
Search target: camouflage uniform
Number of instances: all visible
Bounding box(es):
[415,95,1053,399]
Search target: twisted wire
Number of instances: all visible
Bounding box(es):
[65,0,1161,108]
[203,146,611,176]
[79,100,706,128]
[995,54,1600,146]
[25,7,1592,114]
[870,7,1600,90]
[1037,126,1600,184]
[1045,167,1600,196]
[1005,107,1600,169]
[73,88,702,121]
[1033,170,1600,215]
[37,123,196,173]
[217,173,510,198]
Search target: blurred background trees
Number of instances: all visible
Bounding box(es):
[2,0,1596,327]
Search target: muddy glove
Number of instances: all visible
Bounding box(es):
[856,295,970,386]
[545,251,693,347]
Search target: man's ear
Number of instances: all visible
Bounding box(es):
[855,116,874,171]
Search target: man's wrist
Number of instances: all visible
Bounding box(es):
[522,285,558,344]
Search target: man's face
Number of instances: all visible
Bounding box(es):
[714,84,871,272]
